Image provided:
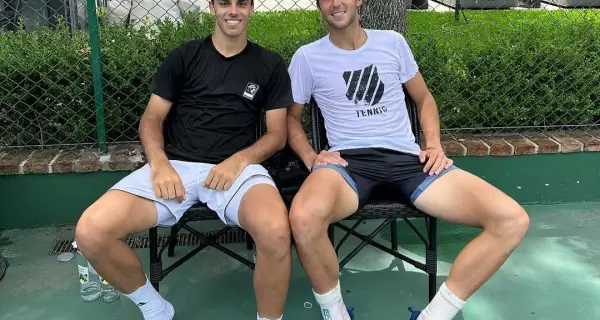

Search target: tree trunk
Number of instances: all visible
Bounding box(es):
[359,0,409,34]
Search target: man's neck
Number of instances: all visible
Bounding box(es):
[328,22,367,51]
[211,30,248,57]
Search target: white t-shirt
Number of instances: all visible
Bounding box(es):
[288,29,422,156]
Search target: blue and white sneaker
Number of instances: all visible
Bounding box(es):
[408,306,421,320]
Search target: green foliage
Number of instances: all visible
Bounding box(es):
[0,9,599,147]
[408,10,600,131]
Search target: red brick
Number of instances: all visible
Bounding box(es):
[441,136,466,156]
[569,131,600,152]
[109,154,136,171]
[455,136,490,156]
[51,151,79,173]
[108,143,143,156]
[75,149,100,172]
[589,130,600,140]
[523,132,560,153]
[108,144,145,171]
[504,134,538,155]
[0,150,34,174]
[482,138,514,156]
[22,149,61,173]
[548,132,583,153]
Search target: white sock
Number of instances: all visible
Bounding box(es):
[313,280,351,320]
[417,282,465,320]
[125,276,175,320]
[257,312,283,320]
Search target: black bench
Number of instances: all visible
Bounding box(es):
[148,86,438,302]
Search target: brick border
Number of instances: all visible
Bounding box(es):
[1,131,599,175]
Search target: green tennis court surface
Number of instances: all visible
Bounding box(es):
[1,201,598,320]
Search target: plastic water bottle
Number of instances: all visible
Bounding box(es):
[73,241,101,302]
[99,274,120,302]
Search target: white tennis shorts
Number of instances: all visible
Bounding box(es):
[109,160,277,227]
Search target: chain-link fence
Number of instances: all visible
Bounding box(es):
[1,0,599,150]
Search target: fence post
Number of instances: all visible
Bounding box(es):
[87,0,107,153]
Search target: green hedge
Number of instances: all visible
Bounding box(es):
[1,9,599,147]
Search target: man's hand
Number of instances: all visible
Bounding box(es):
[308,150,348,171]
[204,155,248,191]
[419,147,453,176]
[150,160,186,203]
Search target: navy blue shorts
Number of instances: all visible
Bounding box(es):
[312,148,457,209]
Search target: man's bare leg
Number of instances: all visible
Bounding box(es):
[288,168,359,320]
[412,168,530,319]
[76,190,174,319]
[237,184,292,319]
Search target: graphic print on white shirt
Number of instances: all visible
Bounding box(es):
[343,64,386,115]
[288,29,423,156]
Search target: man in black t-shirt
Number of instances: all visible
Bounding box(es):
[75,0,293,319]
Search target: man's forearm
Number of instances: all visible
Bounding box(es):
[139,116,169,166]
[234,130,287,166]
[417,93,442,149]
[287,115,317,168]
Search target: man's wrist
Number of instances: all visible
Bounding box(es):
[425,141,443,150]
[302,152,317,169]
[147,151,169,167]
[232,151,251,167]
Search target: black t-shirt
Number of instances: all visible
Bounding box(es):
[150,36,293,164]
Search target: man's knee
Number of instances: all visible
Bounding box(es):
[253,212,292,259]
[75,206,111,258]
[289,168,356,242]
[487,202,530,244]
[75,190,156,257]
[289,194,330,242]
[238,184,291,257]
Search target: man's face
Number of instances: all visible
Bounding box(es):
[318,0,361,30]
[210,0,253,38]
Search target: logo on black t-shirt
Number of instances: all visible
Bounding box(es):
[243,82,259,100]
[343,64,385,106]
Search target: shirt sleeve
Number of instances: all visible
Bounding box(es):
[264,56,294,111]
[287,48,314,104]
[150,47,185,102]
[396,33,419,83]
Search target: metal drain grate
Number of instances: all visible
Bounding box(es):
[50,228,247,255]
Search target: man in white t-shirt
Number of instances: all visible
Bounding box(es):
[285,0,530,319]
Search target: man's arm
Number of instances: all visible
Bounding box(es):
[204,106,289,191]
[139,93,188,201]
[287,103,318,168]
[286,48,319,169]
[233,56,293,165]
[234,107,288,166]
[140,45,187,200]
[204,56,292,190]
[139,94,173,166]
[404,72,453,175]
[396,30,452,175]
[404,73,441,149]
[141,44,184,165]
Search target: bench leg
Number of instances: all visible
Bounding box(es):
[149,227,162,292]
[390,219,398,251]
[167,225,178,257]
[426,217,438,302]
